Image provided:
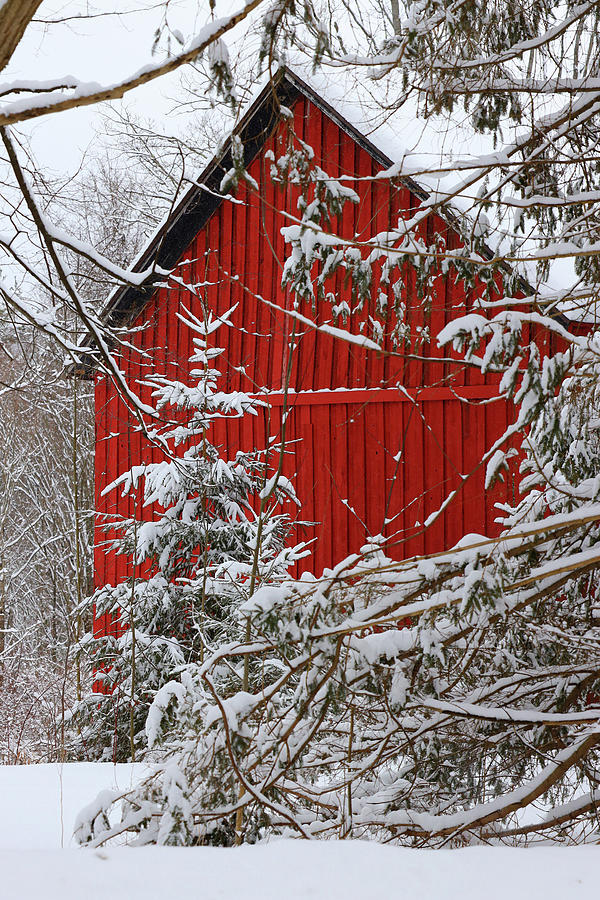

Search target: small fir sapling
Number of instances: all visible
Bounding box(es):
[71,302,304,762]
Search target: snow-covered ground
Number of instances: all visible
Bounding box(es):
[0,763,598,899]
[0,761,143,850]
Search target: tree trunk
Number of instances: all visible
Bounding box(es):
[390,0,401,34]
[0,1,43,73]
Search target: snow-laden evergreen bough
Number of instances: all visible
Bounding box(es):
[76,313,600,847]
[71,304,304,763]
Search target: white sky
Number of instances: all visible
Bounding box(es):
[4,1,243,174]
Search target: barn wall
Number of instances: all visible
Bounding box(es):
[94,92,523,590]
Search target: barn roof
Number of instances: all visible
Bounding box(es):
[94,67,430,332]
[76,65,574,372]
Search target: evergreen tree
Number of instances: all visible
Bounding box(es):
[72,303,303,762]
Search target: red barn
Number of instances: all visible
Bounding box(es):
[88,67,575,608]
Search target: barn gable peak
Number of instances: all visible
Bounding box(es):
[77,66,560,373]
[83,67,431,352]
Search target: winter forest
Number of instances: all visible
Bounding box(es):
[2,0,600,884]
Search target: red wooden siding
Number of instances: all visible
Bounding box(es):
[94,91,524,592]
